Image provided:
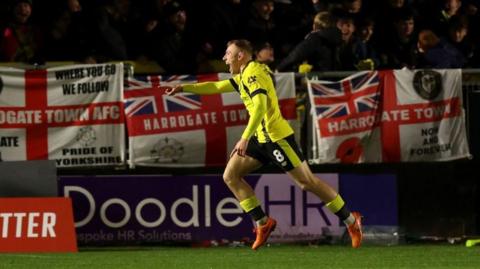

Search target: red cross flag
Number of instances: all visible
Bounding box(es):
[124,73,297,167]
[0,64,125,167]
[308,69,470,163]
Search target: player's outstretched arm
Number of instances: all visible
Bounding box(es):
[165,80,235,96]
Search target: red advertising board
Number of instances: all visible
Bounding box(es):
[0,197,77,252]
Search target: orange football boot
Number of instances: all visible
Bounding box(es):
[251,217,277,250]
[347,212,363,248]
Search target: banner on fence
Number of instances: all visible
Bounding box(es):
[124,73,297,167]
[308,69,471,163]
[0,64,125,167]
[59,173,397,245]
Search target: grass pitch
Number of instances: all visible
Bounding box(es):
[0,245,478,269]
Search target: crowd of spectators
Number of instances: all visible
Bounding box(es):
[0,0,479,74]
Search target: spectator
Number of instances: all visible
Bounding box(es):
[389,0,405,8]
[273,0,313,58]
[147,1,197,74]
[417,29,465,68]
[276,11,342,72]
[89,0,132,62]
[253,41,275,67]
[0,0,44,63]
[429,0,463,36]
[464,0,479,15]
[343,0,362,13]
[352,18,380,70]
[44,0,91,62]
[373,0,410,42]
[445,15,475,66]
[200,0,246,58]
[136,0,171,58]
[378,7,419,69]
[312,10,332,30]
[242,0,278,49]
[465,1,480,66]
[443,0,463,18]
[340,0,371,18]
[335,10,357,70]
[311,0,331,12]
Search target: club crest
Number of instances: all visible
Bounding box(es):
[76,126,97,147]
[150,137,184,163]
[413,70,442,100]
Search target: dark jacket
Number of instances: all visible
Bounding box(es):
[420,39,466,68]
[276,27,342,72]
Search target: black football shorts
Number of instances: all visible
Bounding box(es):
[246,134,305,171]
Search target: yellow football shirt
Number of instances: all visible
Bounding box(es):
[183,61,293,143]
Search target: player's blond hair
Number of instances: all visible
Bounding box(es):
[227,39,254,56]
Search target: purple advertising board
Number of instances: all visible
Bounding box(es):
[58,174,397,245]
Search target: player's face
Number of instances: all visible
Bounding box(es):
[223,44,242,74]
